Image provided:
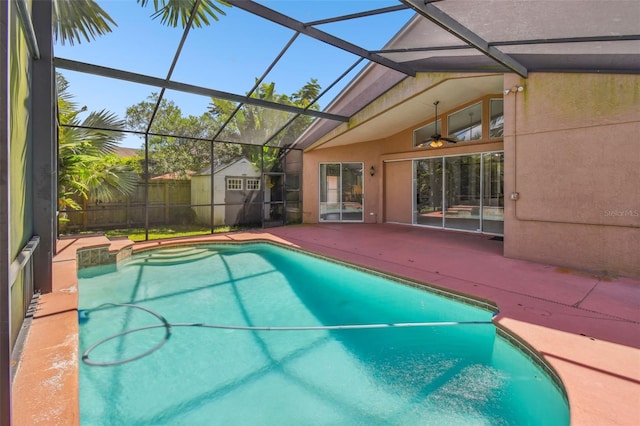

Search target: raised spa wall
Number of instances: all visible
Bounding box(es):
[76,241,133,270]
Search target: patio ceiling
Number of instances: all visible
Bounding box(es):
[53,0,640,152]
[304,74,505,151]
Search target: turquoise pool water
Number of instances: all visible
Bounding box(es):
[78,243,569,425]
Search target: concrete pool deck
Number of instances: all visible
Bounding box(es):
[11,223,640,425]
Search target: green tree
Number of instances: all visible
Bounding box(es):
[208,79,321,169]
[53,0,229,45]
[57,74,138,213]
[125,94,241,177]
[125,79,321,177]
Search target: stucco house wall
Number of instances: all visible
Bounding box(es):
[502,73,640,277]
[302,72,639,278]
[303,141,383,224]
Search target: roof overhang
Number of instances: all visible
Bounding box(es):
[307,74,503,150]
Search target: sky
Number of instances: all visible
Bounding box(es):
[54,0,414,148]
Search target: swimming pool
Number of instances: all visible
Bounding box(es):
[78,242,569,425]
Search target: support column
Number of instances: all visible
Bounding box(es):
[31,0,54,294]
[0,0,12,423]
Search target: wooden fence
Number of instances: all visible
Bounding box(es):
[62,180,192,232]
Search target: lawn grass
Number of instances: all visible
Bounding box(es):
[104,225,239,242]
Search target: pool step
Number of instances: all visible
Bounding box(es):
[125,247,217,266]
[141,247,204,258]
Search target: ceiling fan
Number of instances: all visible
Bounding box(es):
[421,101,457,148]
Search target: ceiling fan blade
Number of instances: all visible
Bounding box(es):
[442,137,458,144]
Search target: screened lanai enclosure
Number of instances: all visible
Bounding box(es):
[52,1,419,240]
[54,0,415,239]
[3,0,640,424]
[51,0,639,240]
[59,143,303,237]
[54,0,414,239]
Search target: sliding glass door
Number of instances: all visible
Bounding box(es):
[444,154,481,231]
[414,152,503,235]
[319,163,363,222]
[482,152,504,234]
[415,158,443,227]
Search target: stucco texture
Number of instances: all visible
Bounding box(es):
[302,72,638,278]
[503,73,640,277]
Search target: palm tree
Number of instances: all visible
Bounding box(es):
[208,79,321,170]
[57,73,138,215]
[53,0,229,45]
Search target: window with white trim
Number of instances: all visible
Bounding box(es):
[226,178,243,190]
[246,178,261,190]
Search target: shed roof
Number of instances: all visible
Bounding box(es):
[195,157,257,176]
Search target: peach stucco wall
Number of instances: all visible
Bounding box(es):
[302,72,639,277]
[502,73,640,278]
[303,141,384,224]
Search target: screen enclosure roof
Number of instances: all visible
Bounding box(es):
[52,0,640,151]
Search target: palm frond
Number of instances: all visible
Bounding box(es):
[80,110,126,155]
[138,0,229,28]
[56,73,82,122]
[57,78,137,210]
[53,0,117,46]
[85,165,139,203]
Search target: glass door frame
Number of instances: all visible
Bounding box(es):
[319,162,365,222]
[413,150,504,235]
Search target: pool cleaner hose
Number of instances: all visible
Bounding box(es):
[81,303,496,367]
